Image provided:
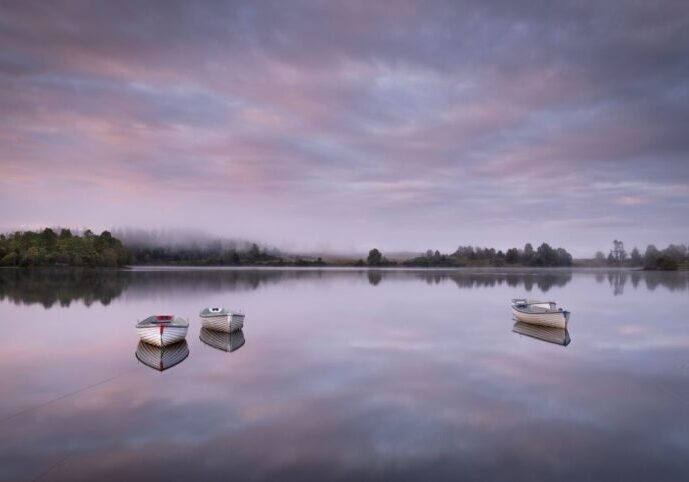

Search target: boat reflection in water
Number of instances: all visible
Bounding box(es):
[512,321,571,347]
[135,340,190,371]
[199,327,246,353]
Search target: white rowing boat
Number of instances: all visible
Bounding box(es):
[511,299,570,329]
[512,321,571,346]
[135,340,189,371]
[199,307,245,333]
[136,315,189,347]
[199,327,246,353]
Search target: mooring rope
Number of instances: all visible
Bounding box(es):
[0,369,133,425]
[31,453,73,482]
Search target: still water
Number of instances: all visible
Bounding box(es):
[1,267,689,481]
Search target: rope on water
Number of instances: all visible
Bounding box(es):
[1,369,133,425]
[31,453,73,482]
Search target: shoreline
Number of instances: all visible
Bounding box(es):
[0,265,668,272]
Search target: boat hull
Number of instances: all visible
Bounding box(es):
[512,307,569,329]
[137,325,188,347]
[200,313,244,333]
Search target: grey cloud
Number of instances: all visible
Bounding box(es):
[0,0,688,252]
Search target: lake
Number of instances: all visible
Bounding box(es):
[1,267,689,481]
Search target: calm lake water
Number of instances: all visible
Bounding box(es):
[1,267,689,481]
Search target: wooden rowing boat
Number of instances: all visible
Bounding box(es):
[199,307,245,333]
[511,299,570,329]
[136,315,189,347]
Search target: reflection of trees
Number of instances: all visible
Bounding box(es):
[121,269,333,299]
[592,269,689,293]
[121,268,689,295]
[643,271,689,292]
[412,270,573,292]
[631,271,641,289]
[0,268,128,308]
[367,271,382,286]
[368,268,689,293]
[3,268,687,308]
[0,268,577,307]
[607,271,628,296]
[0,268,352,306]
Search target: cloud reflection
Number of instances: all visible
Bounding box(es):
[1,268,689,480]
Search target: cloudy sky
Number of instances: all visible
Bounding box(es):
[1,1,688,255]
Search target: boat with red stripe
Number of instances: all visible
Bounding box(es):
[136,315,189,347]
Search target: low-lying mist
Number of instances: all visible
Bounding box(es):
[111,228,281,255]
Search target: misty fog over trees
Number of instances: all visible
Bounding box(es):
[0,228,687,270]
[113,228,282,266]
[112,228,326,266]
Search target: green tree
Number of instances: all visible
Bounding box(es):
[522,243,534,264]
[556,248,572,266]
[24,246,41,266]
[644,245,659,268]
[247,243,261,261]
[0,252,18,266]
[629,247,643,266]
[367,248,383,266]
[0,229,129,267]
[656,256,679,270]
[40,228,58,250]
[608,240,627,266]
[532,243,558,266]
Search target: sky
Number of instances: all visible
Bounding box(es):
[1,1,688,256]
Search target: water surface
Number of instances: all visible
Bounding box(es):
[1,267,688,481]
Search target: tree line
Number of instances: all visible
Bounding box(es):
[127,242,327,267]
[593,240,688,271]
[0,229,129,267]
[128,242,283,266]
[362,243,573,268]
[0,229,329,267]
[1,229,686,270]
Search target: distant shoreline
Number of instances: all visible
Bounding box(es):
[3,229,686,270]
[0,265,663,271]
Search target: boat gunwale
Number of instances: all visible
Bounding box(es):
[511,298,556,306]
[511,304,569,315]
[199,307,245,317]
[136,315,189,328]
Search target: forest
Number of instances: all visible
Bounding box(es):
[398,243,573,268]
[0,229,129,267]
[0,229,686,270]
[126,242,324,266]
[591,240,688,271]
